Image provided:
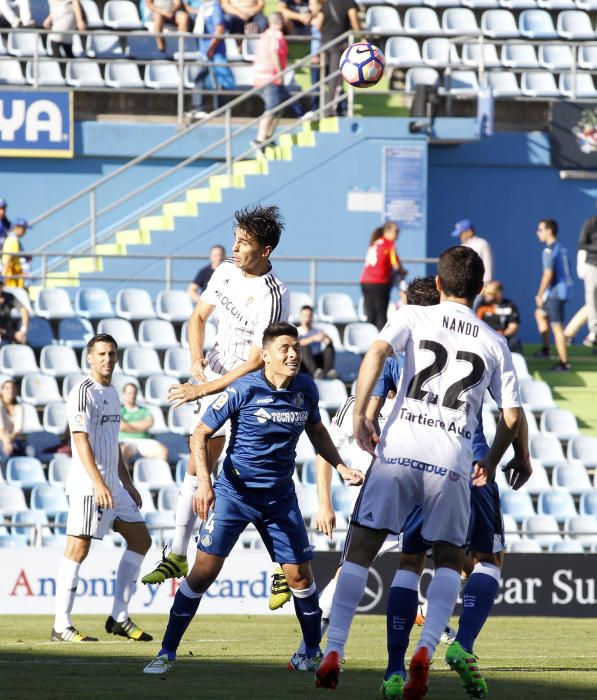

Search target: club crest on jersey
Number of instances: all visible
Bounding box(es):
[201,534,213,547]
[246,296,255,305]
[293,392,304,408]
[213,393,228,410]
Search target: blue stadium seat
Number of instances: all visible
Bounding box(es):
[21,372,62,406]
[133,458,175,489]
[48,455,71,486]
[442,70,480,96]
[0,344,38,377]
[181,320,216,350]
[6,457,46,488]
[66,61,106,88]
[558,71,596,98]
[34,288,75,319]
[75,287,115,320]
[519,8,558,37]
[138,319,179,350]
[578,44,597,70]
[462,42,501,68]
[30,484,69,515]
[156,289,194,323]
[520,459,551,494]
[97,318,137,348]
[43,401,69,435]
[167,403,194,435]
[12,509,49,544]
[57,318,95,349]
[40,345,80,378]
[537,491,577,522]
[122,347,162,378]
[500,489,535,522]
[0,532,28,548]
[116,288,156,321]
[27,316,55,349]
[295,432,316,464]
[314,322,344,350]
[579,492,597,517]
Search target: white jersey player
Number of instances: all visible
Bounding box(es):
[317,246,524,698]
[143,204,289,585]
[52,334,153,644]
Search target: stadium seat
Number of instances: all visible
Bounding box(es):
[167,404,195,435]
[30,484,69,516]
[404,7,443,34]
[144,62,180,89]
[559,71,596,98]
[384,37,425,67]
[34,288,75,319]
[520,379,556,411]
[576,0,597,8]
[163,347,190,379]
[295,432,316,464]
[165,35,199,60]
[86,33,124,59]
[21,404,43,433]
[146,405,168,434]
[81,0,104,27]
[549,539,584,553]
[26,316,55,350]
[48,456,71,486]
[43,401,68,435]
[116,288,155,321]
[13,509,48,544]
[501,43,539,68]
[502,513,520,545]
[103,0,144,28]
[0,532,29,548]
[111,374,143,400]
[133,458,175,489]
[508,539,542,553]
[105,61,144,89]
[538,43,574,70]
[138,319,179,350]
[296,484,319,519]
[75,287,115,319]
[331,485,354,518]
[6,457,46,488]
[145,374,174,407]
[442,8,480,34]
[97,318,137,348]
[0,344,38,377]
[566,435,597,467]
[365,6,402,33]
[145,511,175,545]
[240,36,257,62]
[539,408,579,441]
[41,533,67,548]
[539,0,574,6]
[126,34,166,60]
[524,406,539,434]
[54,510,69,534]
[552,464,592,494]
[0,484,28,515]
[579,492,597,517]
[21,372,62,406]
[405,67,440,92]
[441,70,480,96]
[565,516,597,547]
[156,289,194,323]
[313,321,344,351]
[315,378,348,411]
[157,485,179,511]
[500,489,536,522]
[487,71,522,97]
[538,491,577,522]
[529,432,566,467]
[520,459,551,494]
[138,485,156,513]
[40,345,79,378]
[557,9,594,38]
[519,9,558,37]
[343,322,378,354]
[62,372,87,400]
[510,352,530,380]
[462,42,501,68]
[288,291,314,324]
[578,44,597,70]
[7,31,46,57]
[181,319,216,350]
[481,9,520,36]
[422,38,460,67]
[0,59,26,85]
[423,0,457,6]
[175,456,190,484]
[25,60,66,86]
[66,61,105,88]
[317,293,358,324]
[122,347,162,378]
[522,514,561,547]
[58,317,95,348]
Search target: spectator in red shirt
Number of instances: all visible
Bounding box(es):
[359,221,406,330]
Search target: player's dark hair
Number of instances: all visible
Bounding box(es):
[86,333,118,352]
[262,322,298,346]
[406,276,440,306]
[300,305,314,313]
[438,246,484,301]
[369,225,384,246]
[540,218,558,237]
[234,204,284,251]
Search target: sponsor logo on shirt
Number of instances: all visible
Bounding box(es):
[381,456,448,477]
[101,414,121,424]
[256,397,274,404]
[253,408,310,425]
[213,393,228,410]
[213,290,247,323]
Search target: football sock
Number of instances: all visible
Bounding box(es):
[416,567,461,658]
[171,473,199,556]
[296,574,337,655]
[291,582,322,658]
[161,578,202,659]
[54,557,81,633]
[325,561,368,658]
[456,562,501,654]
[386,570,420,679]
[111,549,144,623]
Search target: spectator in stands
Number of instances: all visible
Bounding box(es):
[577,203,597,349]
[0,198,10,244]
[118,383,169,465]
[221,0,266,35]
[450,218,493,285]
[0,276,29,345]
[44,0,86,58]
[0,0,34,28]
[187,244,226,303]
[145,0,190,53]
[0,379,26,467]
[297,304,336,378]
[476,280,522,353]
[251,12,304,152]
[279,0,311,35]
[319,0,361,117]
[184,0,230,121]
[2,218,30,290]
[534,218,572,371]
[360,221,406,330]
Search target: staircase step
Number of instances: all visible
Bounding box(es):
[209,173,245,191]
[233,160,266,176]
[139,215,174,232]
[95,243,123,256]
[186,187,221,204]
[162,201,198,218]
[116,229,150,247]
[69,257,102,275]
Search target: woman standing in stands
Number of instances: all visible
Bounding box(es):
[0,379,26,468]
[44,0,86,59]
[359,221,406,330]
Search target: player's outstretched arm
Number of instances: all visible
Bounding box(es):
[314,453,336,539]
[73,432,114,510]
[502,408,533,491]
[354,340,393,454]
[188,299,215,382]
[190,423,216,520]
[305,422,362,485]
[473,406,523,487]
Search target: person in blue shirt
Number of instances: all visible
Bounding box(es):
[143,321,357,675]
[534,218,573,371]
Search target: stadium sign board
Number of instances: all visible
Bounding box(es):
[0,91,73,158]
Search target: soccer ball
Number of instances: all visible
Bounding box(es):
[339,42,385,89]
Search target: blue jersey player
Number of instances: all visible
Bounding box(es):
[143,322,355,675]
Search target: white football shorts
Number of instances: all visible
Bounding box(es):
[66,485,145,540]
[189,367,228,438]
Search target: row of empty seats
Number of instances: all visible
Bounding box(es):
[360,0,597,9]
[4,0,148,31]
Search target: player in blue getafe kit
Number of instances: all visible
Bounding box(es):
[144,322,357,675]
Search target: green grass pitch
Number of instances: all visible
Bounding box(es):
[1,615,595,699]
